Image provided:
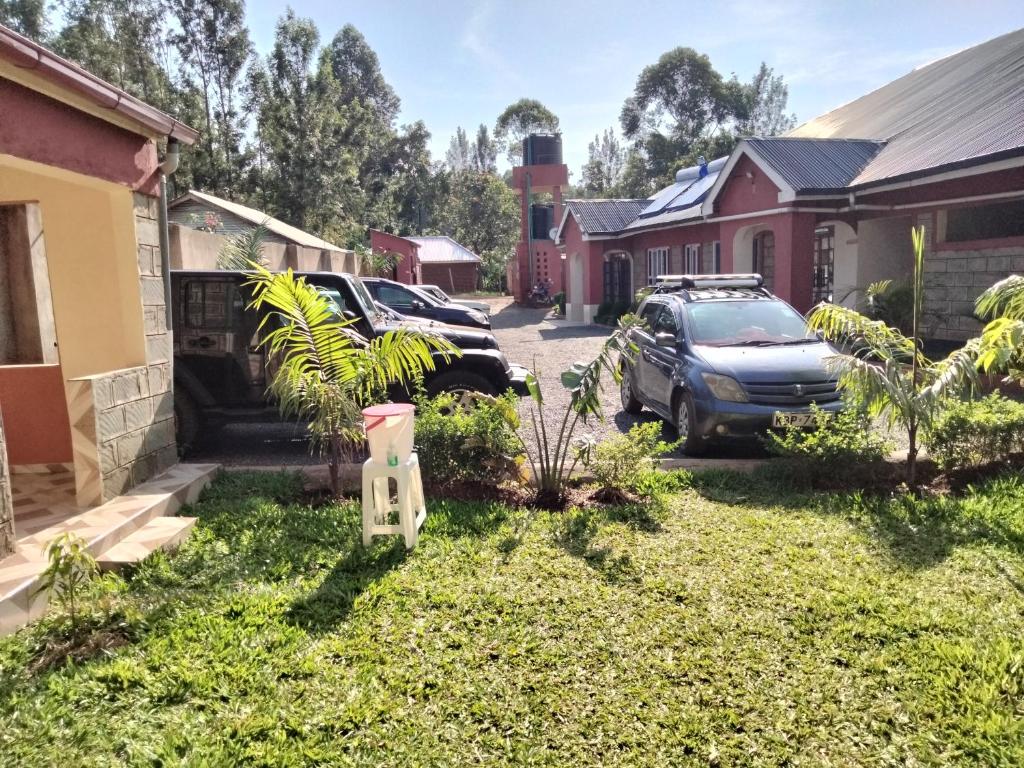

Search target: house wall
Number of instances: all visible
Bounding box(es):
[0,412,13,558]
[714,154,784,218]
[420,262,479,294]
[369,230,418,283]
[0,365,72,463]
[0,76,159,196]
[170,224,357,274]
[168,201,290,245]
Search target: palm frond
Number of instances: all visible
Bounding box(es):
[921,340,980,413]
[217,222,269,270]
[808,303,916,360]
[976,317,1024,378]
[976,274,1024,322]
[826,354,911,428]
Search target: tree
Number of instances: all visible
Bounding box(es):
[445,126,471,171]
[248,10,362,243]
[494,98,560,164]
[0,0,47,39]
[435,170,518,291]
[737,63,797,137]
[247,265,456,496]
[326,23,399,127]
[471,124,498,173]
[581,128,625,196]
[167,0,253,197]
[808,227,979,486]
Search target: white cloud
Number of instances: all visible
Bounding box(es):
[460,1,526,90]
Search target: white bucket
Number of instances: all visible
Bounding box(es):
[363,403,415,466]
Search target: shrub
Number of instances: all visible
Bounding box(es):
[764,404,892,475]
[414,391,524,486]
[552,291,566,315]
[577,421,679,499]
[926,393,1024,470]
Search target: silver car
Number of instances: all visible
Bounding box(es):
[418,284,491,314]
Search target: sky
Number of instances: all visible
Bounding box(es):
[244,0,1024,178]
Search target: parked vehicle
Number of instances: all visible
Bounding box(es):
[171,270,527,450]
[361,277,490,329]
[417,284,491,314]
[620,273,844,455]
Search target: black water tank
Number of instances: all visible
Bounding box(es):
[530,204,555,239]
[522,134,562,166]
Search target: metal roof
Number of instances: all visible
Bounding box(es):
[407,236,480,263]
[564,199,649,235]
[744,138,885,193]
[788,27,1024,186]
[170,191,344,251]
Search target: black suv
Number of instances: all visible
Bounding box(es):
[361,277,491,330]
[172,270,527,450]
[620,274,843,455]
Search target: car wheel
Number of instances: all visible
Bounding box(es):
[173,388,203,455]
[619,366,643,414]
[674,391,707,456]
[425,371,498,414]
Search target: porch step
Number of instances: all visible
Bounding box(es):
[97,516,197,570]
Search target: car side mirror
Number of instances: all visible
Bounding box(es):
[411,300,424,310]
[655,331,678,348]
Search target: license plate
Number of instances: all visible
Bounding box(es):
[772,411,826,428]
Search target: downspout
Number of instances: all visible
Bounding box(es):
[158,138,181,328]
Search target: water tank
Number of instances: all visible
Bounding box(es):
[522,134,562,166]
[530,204,555,240]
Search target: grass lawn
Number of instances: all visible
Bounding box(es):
[2,469,1023,766]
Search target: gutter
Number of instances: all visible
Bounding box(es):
[158,140,180,327]
[0,24,198,145]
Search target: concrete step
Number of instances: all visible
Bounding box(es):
[97,516,197,570]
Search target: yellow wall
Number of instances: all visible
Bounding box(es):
[0,154,146,378]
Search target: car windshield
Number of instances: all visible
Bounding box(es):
[350,278,381,318]
[424,286,450,302]
[408,285,443,306]
[684,300,816,347]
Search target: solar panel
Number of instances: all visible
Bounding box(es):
[639,181,686,218]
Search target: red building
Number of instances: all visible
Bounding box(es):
[368,229,482,293]
[541,27,1024,341]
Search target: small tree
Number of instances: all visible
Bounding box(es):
[975,274,1024,382]
[246,265,457,495]
[35,533,99,632]
[808,226,978,486]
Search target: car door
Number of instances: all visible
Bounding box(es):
[644,303,683,411]
[376,283,434,320]
[631,299,664,407]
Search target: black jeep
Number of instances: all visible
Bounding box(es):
[171,270,529,451]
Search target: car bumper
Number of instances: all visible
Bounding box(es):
[692,396,845,440]
[507,364,531,396]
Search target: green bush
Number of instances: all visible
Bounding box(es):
[926,393,1024,470]
[577,421,679,498]
[414,391,524,486]
[765,404,892,472]
[552,291,566,315]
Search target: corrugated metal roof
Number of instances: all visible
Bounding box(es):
[564,199,649,235]
[407,236,480,263]
[745,138,884,192]
[788,27,1024,186]
[169,190,344,252]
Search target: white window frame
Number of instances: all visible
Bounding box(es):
[684,244,701,274]
[647,247,669,285]
[712,241,721,273]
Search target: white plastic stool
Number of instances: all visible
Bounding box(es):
[362,452,426,549]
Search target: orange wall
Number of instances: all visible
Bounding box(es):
[0,364,72,464]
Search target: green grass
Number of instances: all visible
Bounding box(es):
[2,469,1024,765]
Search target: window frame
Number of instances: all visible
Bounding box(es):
[684,243,701,274]
[646,247,670,286]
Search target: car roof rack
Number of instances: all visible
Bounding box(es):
[655,273,764,289]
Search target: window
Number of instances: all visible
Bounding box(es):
[647,247,669,285]
[184,280,240,330]
[684,244,701,274]
[712,241,721,273]
[812,226,835,304]
[377,284,415,308]
[653,305,679,335]
[946,199,1024,242]
[753,231,775,289]
[684,300,815,346]
[639,300,663,331]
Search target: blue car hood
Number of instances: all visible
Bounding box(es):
[694,342,839,383]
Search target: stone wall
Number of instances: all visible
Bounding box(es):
[65,193,177,505]
[923,243,1024,341]
[0,412,14,558]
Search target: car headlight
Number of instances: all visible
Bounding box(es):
[701,372,749,402]
[468,310,488,324]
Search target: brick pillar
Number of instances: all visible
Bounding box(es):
[773,212,818,314]
[0,410,14,558]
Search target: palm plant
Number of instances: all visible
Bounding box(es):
[975,274,1024,381]
[245,265,457,495]
[518,315,640,506]
[808,226,978,486]
[217,222,270,270]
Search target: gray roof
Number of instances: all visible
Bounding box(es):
[407,236,480,263]
[745,138,885,193]
[564,199,649,235]
[788,27,1024,186]
[170,190,344,251]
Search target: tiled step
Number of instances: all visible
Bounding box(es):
[97,516,196,570]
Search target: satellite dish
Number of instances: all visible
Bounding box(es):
[548,227,559,241]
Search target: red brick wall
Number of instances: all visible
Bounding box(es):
[421,262,479,294]
[369,229,418,283]
[714,154,784,217]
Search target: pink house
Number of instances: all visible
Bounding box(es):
[535,27,1024,341]
[368,229,482,293]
